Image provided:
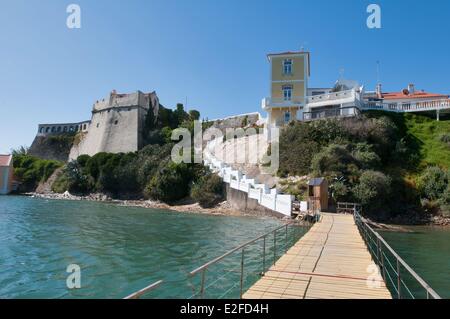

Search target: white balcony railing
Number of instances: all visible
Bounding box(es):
[306,89,364,109]
[362,99,450,113]
[262,96,305,109]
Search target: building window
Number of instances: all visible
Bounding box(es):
[283,85,292,101]
[40,127,44,133]
[51,127,56,133]
[83,124,87,130]
[57,126,61,132]
[70,126,74,132]
[96,123,99,128]
[283,59,292,75]
[46,127,50,133]
[114,120,118,125]
[284,111,291,123]
[63,126,68,132]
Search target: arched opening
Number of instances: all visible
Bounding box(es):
[57,126,61,132]
[63,126,68,132]
[46,127,50,133]
[40,127,44,133]
[51,127,56,133]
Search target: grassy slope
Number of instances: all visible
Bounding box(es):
[366,111,450,171]
[404,114,450,169]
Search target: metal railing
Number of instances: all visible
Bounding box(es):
[337,202,362,214]
[188,222,309,299]
[354,210,441,299]
[123,280,164,299]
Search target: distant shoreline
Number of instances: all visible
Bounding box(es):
[16,192,450,228]
[22,192,282,219]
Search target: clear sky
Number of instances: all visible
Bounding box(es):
[1,0,450,153]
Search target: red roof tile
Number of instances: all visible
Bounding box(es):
[0,154,12,166]
[382,91,448,100]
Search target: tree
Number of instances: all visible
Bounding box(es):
[189,110,200,121]
[417,166,449,201]
[191,170,224,208]
[145,162,193,202]
[353,170,391,208]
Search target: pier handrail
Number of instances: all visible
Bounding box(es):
[188,221,308,299]
[123,280,164,299]
[354,211,441,299]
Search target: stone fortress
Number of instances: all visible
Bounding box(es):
[30,90,160,161]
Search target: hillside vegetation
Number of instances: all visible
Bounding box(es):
[279,111,450,220]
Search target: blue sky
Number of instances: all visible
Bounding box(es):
[1,0,450,153]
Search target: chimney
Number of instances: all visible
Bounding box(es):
[408,83,415,95]
[376,83,382,99]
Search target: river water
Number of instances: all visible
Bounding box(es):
[0,196,303,298]
[0,196,448,299]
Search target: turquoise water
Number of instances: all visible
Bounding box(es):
[380,227,450,299]
[0,196,306,299]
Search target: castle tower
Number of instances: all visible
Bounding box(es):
[69,90,159,160]
[262,51,310,126]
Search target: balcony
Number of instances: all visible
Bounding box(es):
[262,96,305,110]
[362,99,450,113]
[306,89,363,109]
[303,106,360,121]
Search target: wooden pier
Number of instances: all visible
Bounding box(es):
[243,213,392,299]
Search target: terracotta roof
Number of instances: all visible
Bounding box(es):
[382,91,448,100]
[0,154,12,167]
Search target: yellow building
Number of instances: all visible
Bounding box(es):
[0,154,14,195]
[262,51,310,126]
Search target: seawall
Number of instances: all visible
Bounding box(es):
[225,184,286,218]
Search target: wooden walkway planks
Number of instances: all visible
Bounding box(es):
[243,213,392,299]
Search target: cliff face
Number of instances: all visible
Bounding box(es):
[28,134,75,162]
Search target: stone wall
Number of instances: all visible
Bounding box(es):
[209,112,262,130]
[28,134,75,162]
[225,184,285,218]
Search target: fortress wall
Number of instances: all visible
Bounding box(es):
[69,106,144,160]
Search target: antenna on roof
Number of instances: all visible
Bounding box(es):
[376,60,381,84]
[300,42,307,52]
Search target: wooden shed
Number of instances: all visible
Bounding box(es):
[308,178,329,212]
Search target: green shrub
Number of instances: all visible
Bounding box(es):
[145,162,193,203]
[440,133,450,144]
[311,144,357,178]
[13,154,63,191]
[417,166,449,201]
[52,161,93,194]
[331,180,349,202]
[191,170,224,208]
[352,143,381,169]
[353,171,391,209]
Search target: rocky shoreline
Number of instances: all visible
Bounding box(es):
[25,191,282,219]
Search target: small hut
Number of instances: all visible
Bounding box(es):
[308,178,329,212]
